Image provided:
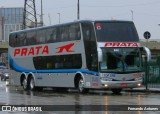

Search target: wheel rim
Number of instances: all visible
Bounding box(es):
[30,78,35,90]
[23,78,27,89]
[79,79,84,92]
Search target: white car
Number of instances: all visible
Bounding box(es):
[1,69,9,81]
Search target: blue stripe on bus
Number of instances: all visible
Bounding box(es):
[9,56,99,76]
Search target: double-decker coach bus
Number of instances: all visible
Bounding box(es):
[9,20,151,94]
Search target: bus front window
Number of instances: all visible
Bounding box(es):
[100,48,142,73]
[95,22,139,42]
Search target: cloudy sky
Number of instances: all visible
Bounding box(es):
[1,0,160,39]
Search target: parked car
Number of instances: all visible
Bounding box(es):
[0,66,7,76]
[0,62,6,67]
[1,69,9,81]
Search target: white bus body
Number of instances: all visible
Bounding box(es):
[9,20,150,94]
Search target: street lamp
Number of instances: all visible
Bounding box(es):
[40,0,43,26]
[131,10,133,21]
[57,13,60,24]
[77,0,80,20]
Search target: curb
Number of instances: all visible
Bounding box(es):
[125,88,160,93]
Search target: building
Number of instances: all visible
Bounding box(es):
[0,7,23,42]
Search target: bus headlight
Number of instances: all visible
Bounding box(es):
[137,83,141,87]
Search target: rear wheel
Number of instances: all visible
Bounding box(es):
[29,77,43,91]
[78,77,89,94]
[22,77,29,90]
[29,77,35,90]
[111,88,122,94]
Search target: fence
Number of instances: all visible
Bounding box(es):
[144,63,160,89]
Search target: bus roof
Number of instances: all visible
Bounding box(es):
[10,20,133,34]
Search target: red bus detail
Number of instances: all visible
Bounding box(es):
[104,42,138,47]
[56,43,75,53]
[14,45,49,57]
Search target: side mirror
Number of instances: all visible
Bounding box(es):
[97,48,103,62]
[142,47,151,62]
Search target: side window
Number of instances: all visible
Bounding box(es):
[61,26,69,41]
[26,31,36,45]
[57,26,69,42]
[69,24,81,40]
[46,28,57,43]
[9,33,16,47]
[56,27,61,42]
[82,22,98,71]
[36,29,46,44]
[33,54,82,70]
[19,33,26,46]
[14,34,20,46]
[9,33,26,47]
[82,23,95,41]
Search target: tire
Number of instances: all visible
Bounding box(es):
[29,77,36,91]
[78,77,89,94]
[4,77,6,81]
[22,77,29,90]
[29,77,43,91]
[111,88,122,94]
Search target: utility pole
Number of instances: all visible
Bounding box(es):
[0,16,7,41]
[23,0,37,29]
[131,10,133,21]
[40,0,43,26]
[48,14,51,25]
[77,0,80,20]
[1,17,5,41]
[58,13,60,24]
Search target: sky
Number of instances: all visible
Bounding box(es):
[0,0,160,39]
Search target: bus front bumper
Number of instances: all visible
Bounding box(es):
[100,80,142,89]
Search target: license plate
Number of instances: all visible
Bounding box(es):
[120,83,128,87]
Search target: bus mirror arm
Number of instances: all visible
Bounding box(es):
[97,48,103,62]
[142,47,151,62]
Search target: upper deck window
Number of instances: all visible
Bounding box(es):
[95,22,139,42]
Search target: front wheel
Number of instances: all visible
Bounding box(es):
[78,77,89,94]
[111,88,122,94]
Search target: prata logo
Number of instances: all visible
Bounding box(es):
[14,45,49,57]
[104,42,138,47]
[56,43,75,53]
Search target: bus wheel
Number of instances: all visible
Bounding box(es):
[29,77,35,90]
[111,88,122,94]
[29,77,43,91]
[22,78,29,90]
[78,77,89,94]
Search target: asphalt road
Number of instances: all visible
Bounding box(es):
[0,81,160,114]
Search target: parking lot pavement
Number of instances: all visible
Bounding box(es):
[125,86,160,93]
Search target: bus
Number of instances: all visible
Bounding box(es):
[9,20,151,94]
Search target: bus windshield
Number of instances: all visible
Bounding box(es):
[95,22,139,42]
[100,48,142,73]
